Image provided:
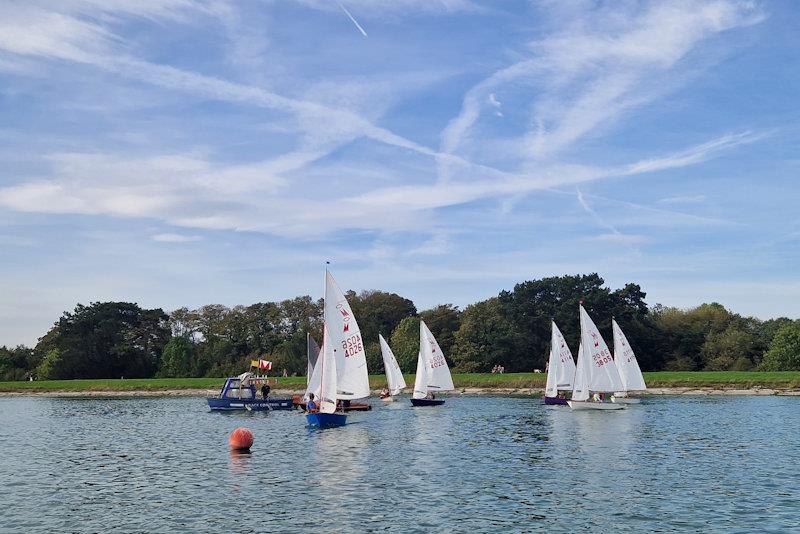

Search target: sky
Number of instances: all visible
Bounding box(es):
[1,0,799,346]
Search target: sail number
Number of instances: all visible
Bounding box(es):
[592,349,613,367]
[342,334,364,358]
[430,352,447,369]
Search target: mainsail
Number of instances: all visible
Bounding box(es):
[324,271,370,400]
[379,334,407,395]
[418,320,454,396]
[579,305,624,393]
[306,333,320,385]
[317,327,337,414]
[544,321,576,397]
[612,319,647,392]
[571,343,588,401]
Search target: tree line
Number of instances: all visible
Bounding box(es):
[2,273,799,381]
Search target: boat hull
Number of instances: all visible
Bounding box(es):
[380,396,395,402]
[567,400,625,410]
[306,412,347,428]
[543,396,569,406]
[207,397,294,411]
[295,401,371,412]
[411,398,445,407]
[612,396,641,404]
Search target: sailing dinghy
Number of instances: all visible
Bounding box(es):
[543,321,577,405]
[411,320,454,407]
[379,334,406,402]
[567,305,625,411]
[305,270,370,427]
[611,319,647,404]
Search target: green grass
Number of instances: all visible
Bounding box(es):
[2,371,800,393]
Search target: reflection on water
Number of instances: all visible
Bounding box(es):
[1,395,800,532]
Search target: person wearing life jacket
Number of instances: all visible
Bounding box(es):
[306,393,317,412]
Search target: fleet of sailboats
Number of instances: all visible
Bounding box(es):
[303,268,645,427]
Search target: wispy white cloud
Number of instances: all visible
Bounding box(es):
[658,194,708,204]
[152,233,202,242]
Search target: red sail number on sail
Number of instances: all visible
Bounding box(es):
[342,334,363,358]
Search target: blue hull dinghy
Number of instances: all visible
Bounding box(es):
[543,396,569,406]
[410,398,445,407]
[306,412,347,428]
[207,373,293,411]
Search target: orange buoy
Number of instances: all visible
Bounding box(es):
[229,427,254,451]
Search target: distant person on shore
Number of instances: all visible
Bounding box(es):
[282,368,288,377]
[307,393,317,412]
[261,383,270,400]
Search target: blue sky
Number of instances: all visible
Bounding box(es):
[1,0,799,346]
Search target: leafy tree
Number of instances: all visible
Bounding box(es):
[451,298,521,372]
[34,302,170,379]
[158,337,197,377]
[36,348,63,380]
[389,316,421,373]
[760,321,800,371]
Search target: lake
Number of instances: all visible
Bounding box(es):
[1,395,797,532]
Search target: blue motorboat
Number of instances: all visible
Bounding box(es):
[207,373,294,411]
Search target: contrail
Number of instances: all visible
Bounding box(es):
[338,2,368,37]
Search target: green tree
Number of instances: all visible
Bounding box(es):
[36,348,63,380]
[158,337,197,377]
[759,321,800,371]
[451,298,521,372]
[35,302,170,379]
[389,316,421,373]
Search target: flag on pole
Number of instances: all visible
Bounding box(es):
[259,359,272,370]
[250,359,260,369]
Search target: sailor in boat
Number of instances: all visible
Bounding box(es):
[425,392,436,400]
[261,382,270,400]
[306,393,317,412]
[379,387,390,399]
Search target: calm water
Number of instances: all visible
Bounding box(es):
[1,395,798,533]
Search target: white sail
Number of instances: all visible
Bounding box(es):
[305,354,321,400]
[612,319,647,392]
[306,333,320,385]
[545,321,576,397]
[579,305,624,393]
[571,342,589,401]
[412,351,427,399]
[379,334,407,395]
[317,328,338,414]
[324,271,370,399]
[420,320,454,392]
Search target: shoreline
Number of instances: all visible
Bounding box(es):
[2,386,800,398]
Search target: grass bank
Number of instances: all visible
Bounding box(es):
[2,371,800,394]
